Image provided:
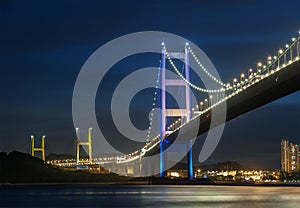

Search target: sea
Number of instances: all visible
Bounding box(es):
[1,185,300,207]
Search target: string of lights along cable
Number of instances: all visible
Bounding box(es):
[146,62,161,142]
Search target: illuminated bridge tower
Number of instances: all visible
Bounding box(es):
[31,135,45,161]
[160,43,193,179]
[76,128,92,164]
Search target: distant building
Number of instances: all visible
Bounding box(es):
[281,139,290,172]
[281,139,299,173]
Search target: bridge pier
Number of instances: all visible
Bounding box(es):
[159,141,193,179]
[187,139,193,180]
[159,140,168,177]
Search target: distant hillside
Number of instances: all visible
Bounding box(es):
[46,153,76,160]
[149,160,250,172]
[166,160,250,171]
[197,161,251,171]
[0,151,126,183]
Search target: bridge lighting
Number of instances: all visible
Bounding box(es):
[203,99,208,109]
[209,95,213,106]
[277,50,283,68]
[233,78,237,86]
[248,68,253,77]
[257,62,262,73]
[267,56,272,66]
[285,44,289,48]
[240,73,245,82]
[292,37,296,42]
[204,98,208,108]
[273,56,277,59]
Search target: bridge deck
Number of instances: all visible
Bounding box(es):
[146,60,300,156]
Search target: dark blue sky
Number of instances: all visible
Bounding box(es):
[1,0,299,169]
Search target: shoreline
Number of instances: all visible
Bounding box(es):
[1,181,300,187]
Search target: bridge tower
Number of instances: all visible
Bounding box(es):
[31,135,45,161]
[76,128,92,164]
[160,43,193,179]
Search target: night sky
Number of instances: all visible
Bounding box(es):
[1,0,300,170]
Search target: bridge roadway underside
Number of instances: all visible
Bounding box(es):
[145,60,300,156]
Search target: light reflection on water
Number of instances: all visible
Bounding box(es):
[1,185,300,207]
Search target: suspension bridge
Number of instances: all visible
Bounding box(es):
[41,31,300,179]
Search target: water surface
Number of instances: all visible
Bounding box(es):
[1,185,300,207]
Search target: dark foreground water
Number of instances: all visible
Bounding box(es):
[1,185,300,208]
